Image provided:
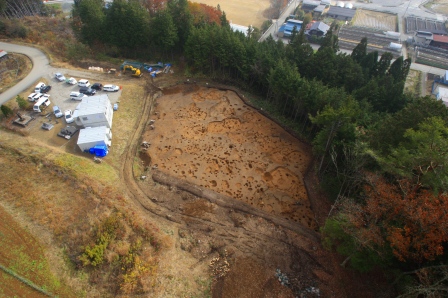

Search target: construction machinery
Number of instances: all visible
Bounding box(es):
[122,65,142,77]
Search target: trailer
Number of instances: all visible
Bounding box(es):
[389,42,403,52]
[77,126,112,152]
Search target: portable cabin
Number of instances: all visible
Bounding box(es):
[77,126,112,152]
[73,94,113,128]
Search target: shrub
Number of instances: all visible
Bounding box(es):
[4,21,28,38]
[1,105,13,117]
[261,20,272,33]
[16,95,29,110]
[79,233,111,267]
[66,41,90,62]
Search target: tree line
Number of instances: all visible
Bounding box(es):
[9,0,448,295]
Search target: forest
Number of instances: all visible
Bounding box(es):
[3,0,448,296]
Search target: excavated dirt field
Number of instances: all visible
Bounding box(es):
[142,85,316,230]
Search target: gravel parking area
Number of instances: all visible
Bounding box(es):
[17,68,127,153]
[42,70,123,113]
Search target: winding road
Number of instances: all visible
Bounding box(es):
[0,42,50,106]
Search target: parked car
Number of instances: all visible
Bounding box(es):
[103,84,119,92]
[91,83,103,91]
[35,82,46,93]
[40,85,52,93]
[55,73,66,82]
[28,93,43,102]
[53,105,63,118]
[57,126,78,139]
[64,110,74,124]
[78,79,90,87]
[66,77,77,85]
[41,122,54,130]
[70,91,87,101]
[79,87,96,96]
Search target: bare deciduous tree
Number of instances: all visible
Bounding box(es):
[1,0,43,19]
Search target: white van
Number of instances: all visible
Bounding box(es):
[33,96,51,112]
[35,82,46,93]
[70,91,87,101]
[103,84,119,92]
[28,93,43,102]
[78,79,90,87]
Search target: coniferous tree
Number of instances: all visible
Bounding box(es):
[351,37,367,64]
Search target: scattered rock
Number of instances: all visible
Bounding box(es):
[180,240,192,252]
[178,229,187,238]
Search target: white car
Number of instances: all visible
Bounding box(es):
[34,82,46,93]
[66,77,77,85]
[53,106,63,118]
[103,84,119,92]
[55,73,66,82]
[70,91,87,101]
[64,110,74,124]
[78,79,90,87]
[28,93,43,102]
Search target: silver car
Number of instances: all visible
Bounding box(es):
[53,105,63,118]
[55,73,66,82]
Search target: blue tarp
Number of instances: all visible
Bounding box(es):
[89,145,108,157]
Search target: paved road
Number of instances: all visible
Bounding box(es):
[0,42,50,105]
[259,0,300,42]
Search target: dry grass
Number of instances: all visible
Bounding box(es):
[0,53,33,95]
[192,0,271,27]
[404,69,421,96]
[19,16,80,63]
[425,0,448,14]
[107,81,146,170]
[0,127,168,296]
[0,205,76,298]
[353,9,397,31]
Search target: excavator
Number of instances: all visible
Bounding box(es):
[122,65,142,77]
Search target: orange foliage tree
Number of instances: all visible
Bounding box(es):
[350,175,448,263]
[187,2,222,26]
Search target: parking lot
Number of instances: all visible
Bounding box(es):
[37,70,123,113]
[21,68,125,154]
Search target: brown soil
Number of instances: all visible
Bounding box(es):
[0,63,355,297]
[0,205,74,298]
[127,83,344,297]
[192,0,271,27]
[142,86,315,229]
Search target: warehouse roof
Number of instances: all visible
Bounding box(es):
[433,34,448,44]
[77,126,110,145]
[75,94,111,117]
[327,6,356,18]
